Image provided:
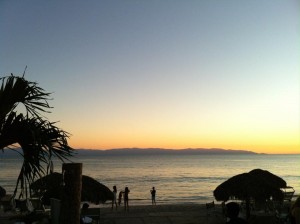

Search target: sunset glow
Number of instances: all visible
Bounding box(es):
[1,1,299,154]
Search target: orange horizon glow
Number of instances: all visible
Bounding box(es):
[63,97,300,155]
[69,136,300,155]
[65,123,299,154]
[71,146,300,155]
[70,145,300,155]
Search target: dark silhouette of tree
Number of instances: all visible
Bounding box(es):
[0,74,74,198]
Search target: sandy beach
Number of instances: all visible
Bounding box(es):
[90,201,291,224]
[1,200,293,224]
[92,203,226,224]
[0,203,225,224]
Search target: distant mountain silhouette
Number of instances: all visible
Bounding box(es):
[0,147,257,158]
[75,148,257,156]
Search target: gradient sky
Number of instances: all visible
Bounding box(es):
[1,0,299,154]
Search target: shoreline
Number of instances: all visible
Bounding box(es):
[89,193,300,208]
[91,199,217,209]
[101,203,209,210]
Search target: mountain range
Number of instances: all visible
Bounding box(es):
[75,148,257,156]
[0,147,258,158]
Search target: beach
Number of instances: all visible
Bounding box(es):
[1,154,299,223]
[93,203,226,224]
[0,200,295,224]
[0,203,225,224]
[89,199,295,224]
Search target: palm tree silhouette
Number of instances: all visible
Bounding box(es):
[0,74,74,198]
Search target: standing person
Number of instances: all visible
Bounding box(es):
[124,187,130,211]
[118,190,124,206]
[111,186,118,210]
[150,187,156,205]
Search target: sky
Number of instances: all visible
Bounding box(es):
[0,0,299,154]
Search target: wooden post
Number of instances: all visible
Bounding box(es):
[59,163,82,224]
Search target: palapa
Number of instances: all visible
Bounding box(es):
[30,172,113,205]
[213,169,287,218]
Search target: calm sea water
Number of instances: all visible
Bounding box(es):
[0,153,299,205]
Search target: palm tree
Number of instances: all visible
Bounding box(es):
[0,74,74,198]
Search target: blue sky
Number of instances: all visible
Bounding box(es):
[1,0,299,153]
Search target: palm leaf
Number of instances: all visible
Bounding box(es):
[0,74,74,198]
[0,75,51,119]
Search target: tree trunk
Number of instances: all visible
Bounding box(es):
[59,163,82,224]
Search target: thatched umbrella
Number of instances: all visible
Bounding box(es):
[248,169,286,188]
[0,186,6,199]
[30,172,113,205]
[213,169,286,219]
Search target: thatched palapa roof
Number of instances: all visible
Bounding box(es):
[214,168,286,202]
[30,172,113,205]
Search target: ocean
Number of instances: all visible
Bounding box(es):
[0,153,299,206]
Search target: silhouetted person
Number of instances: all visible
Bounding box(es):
[118,190,124,206]
[226,202,248,224]
[111,185,118,210]
[124,187,130,211]
[150,187,156,205]
[80,203,92,224]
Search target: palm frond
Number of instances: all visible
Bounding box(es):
[0,74,74,198]
[0,75,52,119]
